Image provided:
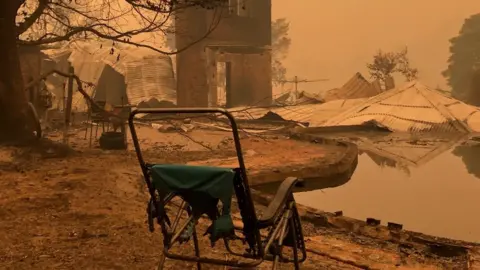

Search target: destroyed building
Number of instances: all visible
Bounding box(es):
[175,0,272,108]
[321,72,382,102]
[46,42,176,112]
[321,81,480,133]
[18,45,57,112]
[18,46,48,85]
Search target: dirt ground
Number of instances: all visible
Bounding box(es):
[0,124,477,269]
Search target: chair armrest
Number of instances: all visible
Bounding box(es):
[258,177,298,228]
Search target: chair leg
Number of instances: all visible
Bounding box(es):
[293,206,307,263]
[95,122,99,138]
[289,216,300,270]
[89,123,93,147]
[192,227,202,270]
[157,253,166,270]
[272,215,289,270]
[84,114,90,139]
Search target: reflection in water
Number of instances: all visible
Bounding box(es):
[295,135,480,243]
[360,150,396,168]
[254,172,354,195]
[453,143,480,179]
[360,150,411,177]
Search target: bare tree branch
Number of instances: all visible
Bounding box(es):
[19,13,222,55]
[16,0,49,35]
[15,0,226,55]
[124,0,225,13]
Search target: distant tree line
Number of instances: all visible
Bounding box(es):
[443,13,480,106]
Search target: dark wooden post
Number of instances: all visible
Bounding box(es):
[63,64,74,143]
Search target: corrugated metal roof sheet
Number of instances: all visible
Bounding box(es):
[52,41,176,111]
[322,81,480,132]
[322,72,382,101]
[44,49,72,69]
[228,98,366,126]
[68,42,138,74]
[70,60,105,112]
[273,92,291,105]
[42,50,72,102]
[125,56,176,105]
[273,91,323,106]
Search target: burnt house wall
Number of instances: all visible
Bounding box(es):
[205,0,271,46]
[18,46,45,85]
[175,0,272,107]
[18,46,49,107]
[175,7,210,107]
[229,53,271,107]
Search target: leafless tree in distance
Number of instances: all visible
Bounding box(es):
[366,47,418,90]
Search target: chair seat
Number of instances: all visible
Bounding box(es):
[150,164,237,243]
[150,164,235,190]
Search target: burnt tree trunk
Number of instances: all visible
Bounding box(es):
[0,1,32,141]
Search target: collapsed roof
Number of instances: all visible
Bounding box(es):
[229,98,366,127]
[321,81,480,133]
[321,72,382,102]
[45,41,176,111]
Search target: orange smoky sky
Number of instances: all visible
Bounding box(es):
[272,0,480,93]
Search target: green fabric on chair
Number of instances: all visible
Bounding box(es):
[150,164,236,244]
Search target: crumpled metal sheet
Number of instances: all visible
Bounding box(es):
[322,72,381,102]
[50,41,176,111]
[322,81,480,133]
[228,98,366,127]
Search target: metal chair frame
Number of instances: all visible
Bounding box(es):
[128,108,307,269]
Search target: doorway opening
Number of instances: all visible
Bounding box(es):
[216,61,232,107]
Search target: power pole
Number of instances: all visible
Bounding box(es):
[279,76,330,99]
[294,76,299,99]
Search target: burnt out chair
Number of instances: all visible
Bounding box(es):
[109,105,132,132]
[84,100,108,146]
[128,108,306,270]
[98,105,132,150]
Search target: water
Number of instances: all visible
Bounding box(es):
[294,137,480,243]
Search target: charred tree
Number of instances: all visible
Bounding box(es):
[0,0,225,142]
[0,1,30,141]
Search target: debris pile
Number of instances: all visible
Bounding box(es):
[228,78,480,134]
